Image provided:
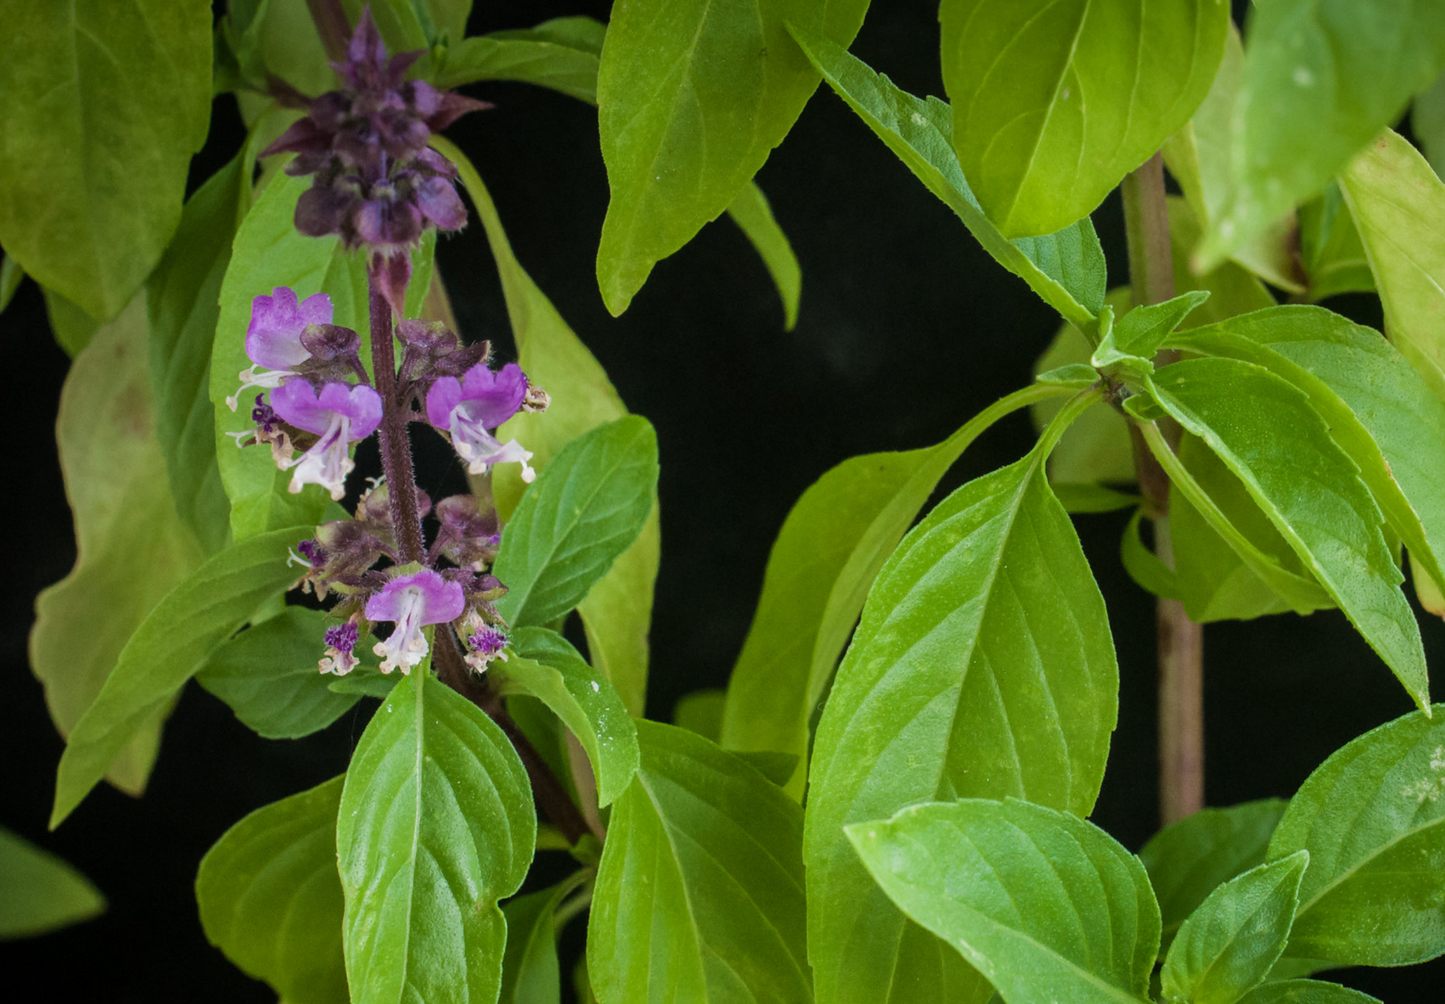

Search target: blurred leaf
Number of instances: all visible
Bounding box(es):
[0,826,105,939]
[502,627,640,807]
[1165,200,1277,329]
[196,776,348,1004]
[1297,184,1373,302]
[725,180,802,330]
[793,24,1105,327]
[494,417,659,628]
[1199,1,1445,268]
[149,155,248,556]
[588,720,811,1004]
[31,295,205,797]
[672,689,725,742]
[594,0,870,315]
[196,607,371,739]
[940,0,1227,239]
[50,526,310,828]
[1237,982,1378,1004]
[847,799,1159,1004]
[0,0,212,319]
[435,16,604,100]
[500,872,588,1004]
[43,286,101,357]
[1141,799,1290,949]
[1161,852,1308,1004]
[0,253,22,313]
[438,136,659,717]
[806,445,1118,1004]
[1416,69,1445,178]
[1269,705,1445,969]
[338,657,535,1004]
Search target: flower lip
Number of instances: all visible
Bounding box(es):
[246,287,334,370]
[425,362,528,431]
[365,569,466,626]
[271,381,383,439]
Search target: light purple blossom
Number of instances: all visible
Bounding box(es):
[464,623,508,673]
[425,362,535,481]
[364,570,466,674]
[270,380,383,500]
[226,287,333,410]
[319,620,360,675]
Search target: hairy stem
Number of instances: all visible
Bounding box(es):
[1121,153,1205,826]
[367,257,427,564]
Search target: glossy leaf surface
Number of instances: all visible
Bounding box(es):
[0,826,105,939]
[805,447,1118,1004]
[31,296,205,797]
[196,776,348,1004]
[594,0,870,315]
[51,526,310,827]
[1270,706,1445,968]
[1160,852,1308,1004]
[0,0,212,319]
[940,0,1227,238]
[588,720,811,1004]
[793,25,1104,328]
[848,799,1159,1004]
[338,662,535,1004]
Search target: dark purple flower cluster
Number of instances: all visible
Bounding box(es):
[261,6,486,251]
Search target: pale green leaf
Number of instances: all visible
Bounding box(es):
[1161,852,1308,1004]
[1416,69,1445,178]
[500,872,588,1004]
[725,180,801,330]
[847,799,1159,1004]
[1200,1,1445,268]
[338,659,536,1004]
[0,0,212,319]
[0,827,105,939]
[588,720,812,1004]
[1146,358,1428,709]
[43,285,100,357]
[721,385,1069,797]
[1165,200,1277,329]
[1297,184,1373,302]
[1121,508,1181,600]
[941,0,1227,238]
[1235,981,1377,1004]
[196,776,348,1004]
[31,295,205,798]
[805,441,1118,1004]
[672,689,725,742]
[1140,799,1290,947]
[50,526,310,828]
[435,16,605,101]
[792,24,1105,328]
[502,626,640,806]
[594,0,870,315]
[1269,705,1445,968]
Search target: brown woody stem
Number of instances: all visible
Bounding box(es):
[1121,153,1205,826]
[367,257,427,565]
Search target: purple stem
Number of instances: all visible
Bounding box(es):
[367,256,427,564]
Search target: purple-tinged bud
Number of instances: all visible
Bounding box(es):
[431,495,502,568]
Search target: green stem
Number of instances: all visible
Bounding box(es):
[1122,153,1204,826]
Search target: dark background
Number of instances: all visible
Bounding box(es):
[2,1,1440,999]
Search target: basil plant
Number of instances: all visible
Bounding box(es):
[4,1,1445,1003]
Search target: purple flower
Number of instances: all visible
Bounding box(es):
[364,569,466,674]
[425,362,535,480]
[226,287,333,410]
[319,619,361,675]
[270,380,383,500]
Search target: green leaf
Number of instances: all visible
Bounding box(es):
[500,872,588,1004]
[235,0,334,99]
[672,689,725,742]
[0,253,23,313]
[1297,184,1373,302]
[439,136,659,717]
[1235,982,1378,1004]
[1161,851,1308,1004]
[1416,69,1445,178]
[502,626,640,806]
[435,16,605,101]
[196,775,348,1004]
[940,0,1227,239]
[1168,305,1445,609]
[0,826,105,939]
[1269,705,1445,968]
[594,0,870,315]
[587,720,812,1004]
[1140,799,1290,948]
[1101,291,1211,366]
[1339,128,1445,401]
[1200,2,1445,268]
[494,417,659,628]
[1145,358,1429,709]
[725,180,802,330]
[149,155,248,556]
[338,659,536,1004]
[43,285,101,357]
[805,435,1119,1004]
[792,24,1104,328]
[31,295,205,798]
[50,526,311,828]
[721,384,1070,797]
[1121,508,1181,601]
[1165,200,1277,330]
[196,607,370,740]
[847,798,1159,1004]
[0,0,212,319]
